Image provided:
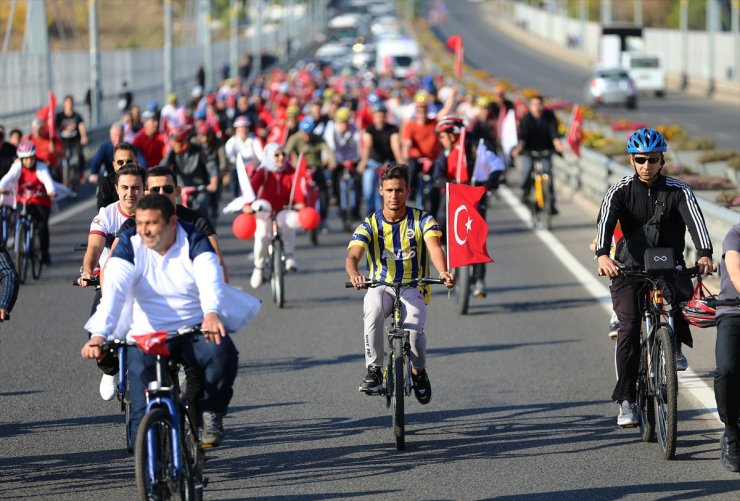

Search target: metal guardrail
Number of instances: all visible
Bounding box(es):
[553,148,738,264]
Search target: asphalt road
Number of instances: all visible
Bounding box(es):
[433,1,740,150]
[1,168,739,499]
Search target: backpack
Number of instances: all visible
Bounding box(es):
[615,190,668,270]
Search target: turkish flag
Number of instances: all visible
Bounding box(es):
[446,183,493,268]
[567,104,584,157]
[36,90,57,141]
[266,123,288,145]
[132,331,171,356]
[446,35,464,79]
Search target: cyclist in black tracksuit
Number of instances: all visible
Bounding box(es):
[595,128,714,427]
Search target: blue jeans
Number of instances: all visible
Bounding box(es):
[127,335,238,445]
[362,159,383,214]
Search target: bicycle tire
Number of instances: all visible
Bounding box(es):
[181,402,204,501]
[30,226,43,280]
[540,174,552,230]
[271,239,285,308]
[14,222,27,284]
[135,407,177,501]
[637,334,655,442]
[125,400,133,454]
[391,336,405,451]
[454,266,470,315]
[654,326,678,460]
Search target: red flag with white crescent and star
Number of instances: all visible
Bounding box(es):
[446,183,493,269]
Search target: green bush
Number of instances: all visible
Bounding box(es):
[674,137,716,151]
[716,191,740,207]
[599,142,626,157]
[698,150,739,163]
[728,157,740,170]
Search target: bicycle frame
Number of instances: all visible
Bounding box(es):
[640,281,675,396]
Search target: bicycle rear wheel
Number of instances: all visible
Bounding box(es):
[654,326,677,460]
[135,408,177,501]
[14,223,28,284]
[391,336,405,451]
[271,239,285,308]
[181,401,204,501]
[637,336,655,442]
[454,266,470,315]
[30,226,43,280]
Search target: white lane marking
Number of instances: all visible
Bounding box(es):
[49,197,97,226]
[498,185,720,422]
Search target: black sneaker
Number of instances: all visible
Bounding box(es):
[359,366,383,394]
[721,432,740,472]
[411,370,432,405]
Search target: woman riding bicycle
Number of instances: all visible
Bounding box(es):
[0,141,56,265]
[244,143,305,289]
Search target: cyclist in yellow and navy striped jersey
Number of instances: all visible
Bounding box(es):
[346,163,455,405]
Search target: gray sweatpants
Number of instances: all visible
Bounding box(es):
[363,286,427,370]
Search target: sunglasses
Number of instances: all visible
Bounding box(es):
[633,156,662,165]
[149,185,176,195]
[274,152,285,158]
[115,158,135,166]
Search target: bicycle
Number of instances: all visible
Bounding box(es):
[132,326,205,501]
[14,193,45,284]
[528,150,554,230]
[451,266,471,315]
[345,277,445,451]
[266,212,287,308]
[338,160,360,233]
[61,142,82,193]
[617,264,699,460]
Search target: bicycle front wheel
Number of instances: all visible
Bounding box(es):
[14,223,28,284]
[135,408,179,501]
[271,239,285,308]
[540,174,552,230]
[654,326,678,460]
[391,336,405,451]
[454,266,470,315]
[30,226,43,280]
[637,334,655,442]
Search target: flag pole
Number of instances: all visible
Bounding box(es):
[288,152,303,208]
[446,182,451,299]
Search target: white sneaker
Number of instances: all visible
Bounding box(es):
[676,348,688,371]
[617,401,638,427]
[250,268,264,289]
[472,280,486,298]
[285,257,297,272]
[99,374,117,401]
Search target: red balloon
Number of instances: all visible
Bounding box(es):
[298,207,321,230]
[446,35,463,52]
[232,213,257,240]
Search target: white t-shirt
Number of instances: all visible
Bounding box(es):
[89,201,132,269]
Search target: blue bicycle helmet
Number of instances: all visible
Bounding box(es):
[627,128,668,154]
[299,116,316,134]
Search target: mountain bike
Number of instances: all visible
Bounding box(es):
[267,213,286,308]
[132,326,205,501]
[618,264,699,460]
[14,193,45,284]
[528,150,554,230]
[338,160,360,233]
[61,143,82,193]
[345,277,445,451]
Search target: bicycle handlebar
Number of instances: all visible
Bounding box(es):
[73,276,100,287]
[95,325,205,351]
[345,278,446,288]
[705,297,740,307]
[617,265,701,280]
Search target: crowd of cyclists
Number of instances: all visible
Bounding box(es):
[0,16,738,481]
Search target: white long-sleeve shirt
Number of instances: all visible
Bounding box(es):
[224,134,263,166]
[85,222,224,341]
[0,160,56,197]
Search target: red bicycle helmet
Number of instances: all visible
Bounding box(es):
[169,125,192,142]
[435,115,464,135]
[682,278,717,328]
[16,140,36,158]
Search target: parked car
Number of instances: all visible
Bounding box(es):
[584,68,638,109]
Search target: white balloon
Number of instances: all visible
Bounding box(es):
[284,210,301,230]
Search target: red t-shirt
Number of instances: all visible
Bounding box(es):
[402,119,441,160]
[133,130,167,168]
[248,166,305,212]
[18,167,51,208]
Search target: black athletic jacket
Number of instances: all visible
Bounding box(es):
[595,174,713,261]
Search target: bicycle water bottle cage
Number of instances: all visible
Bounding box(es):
[644,247,674,275]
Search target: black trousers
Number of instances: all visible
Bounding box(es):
[610,274,693,403]
[715,315,740,438]
[28,204,50,258]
